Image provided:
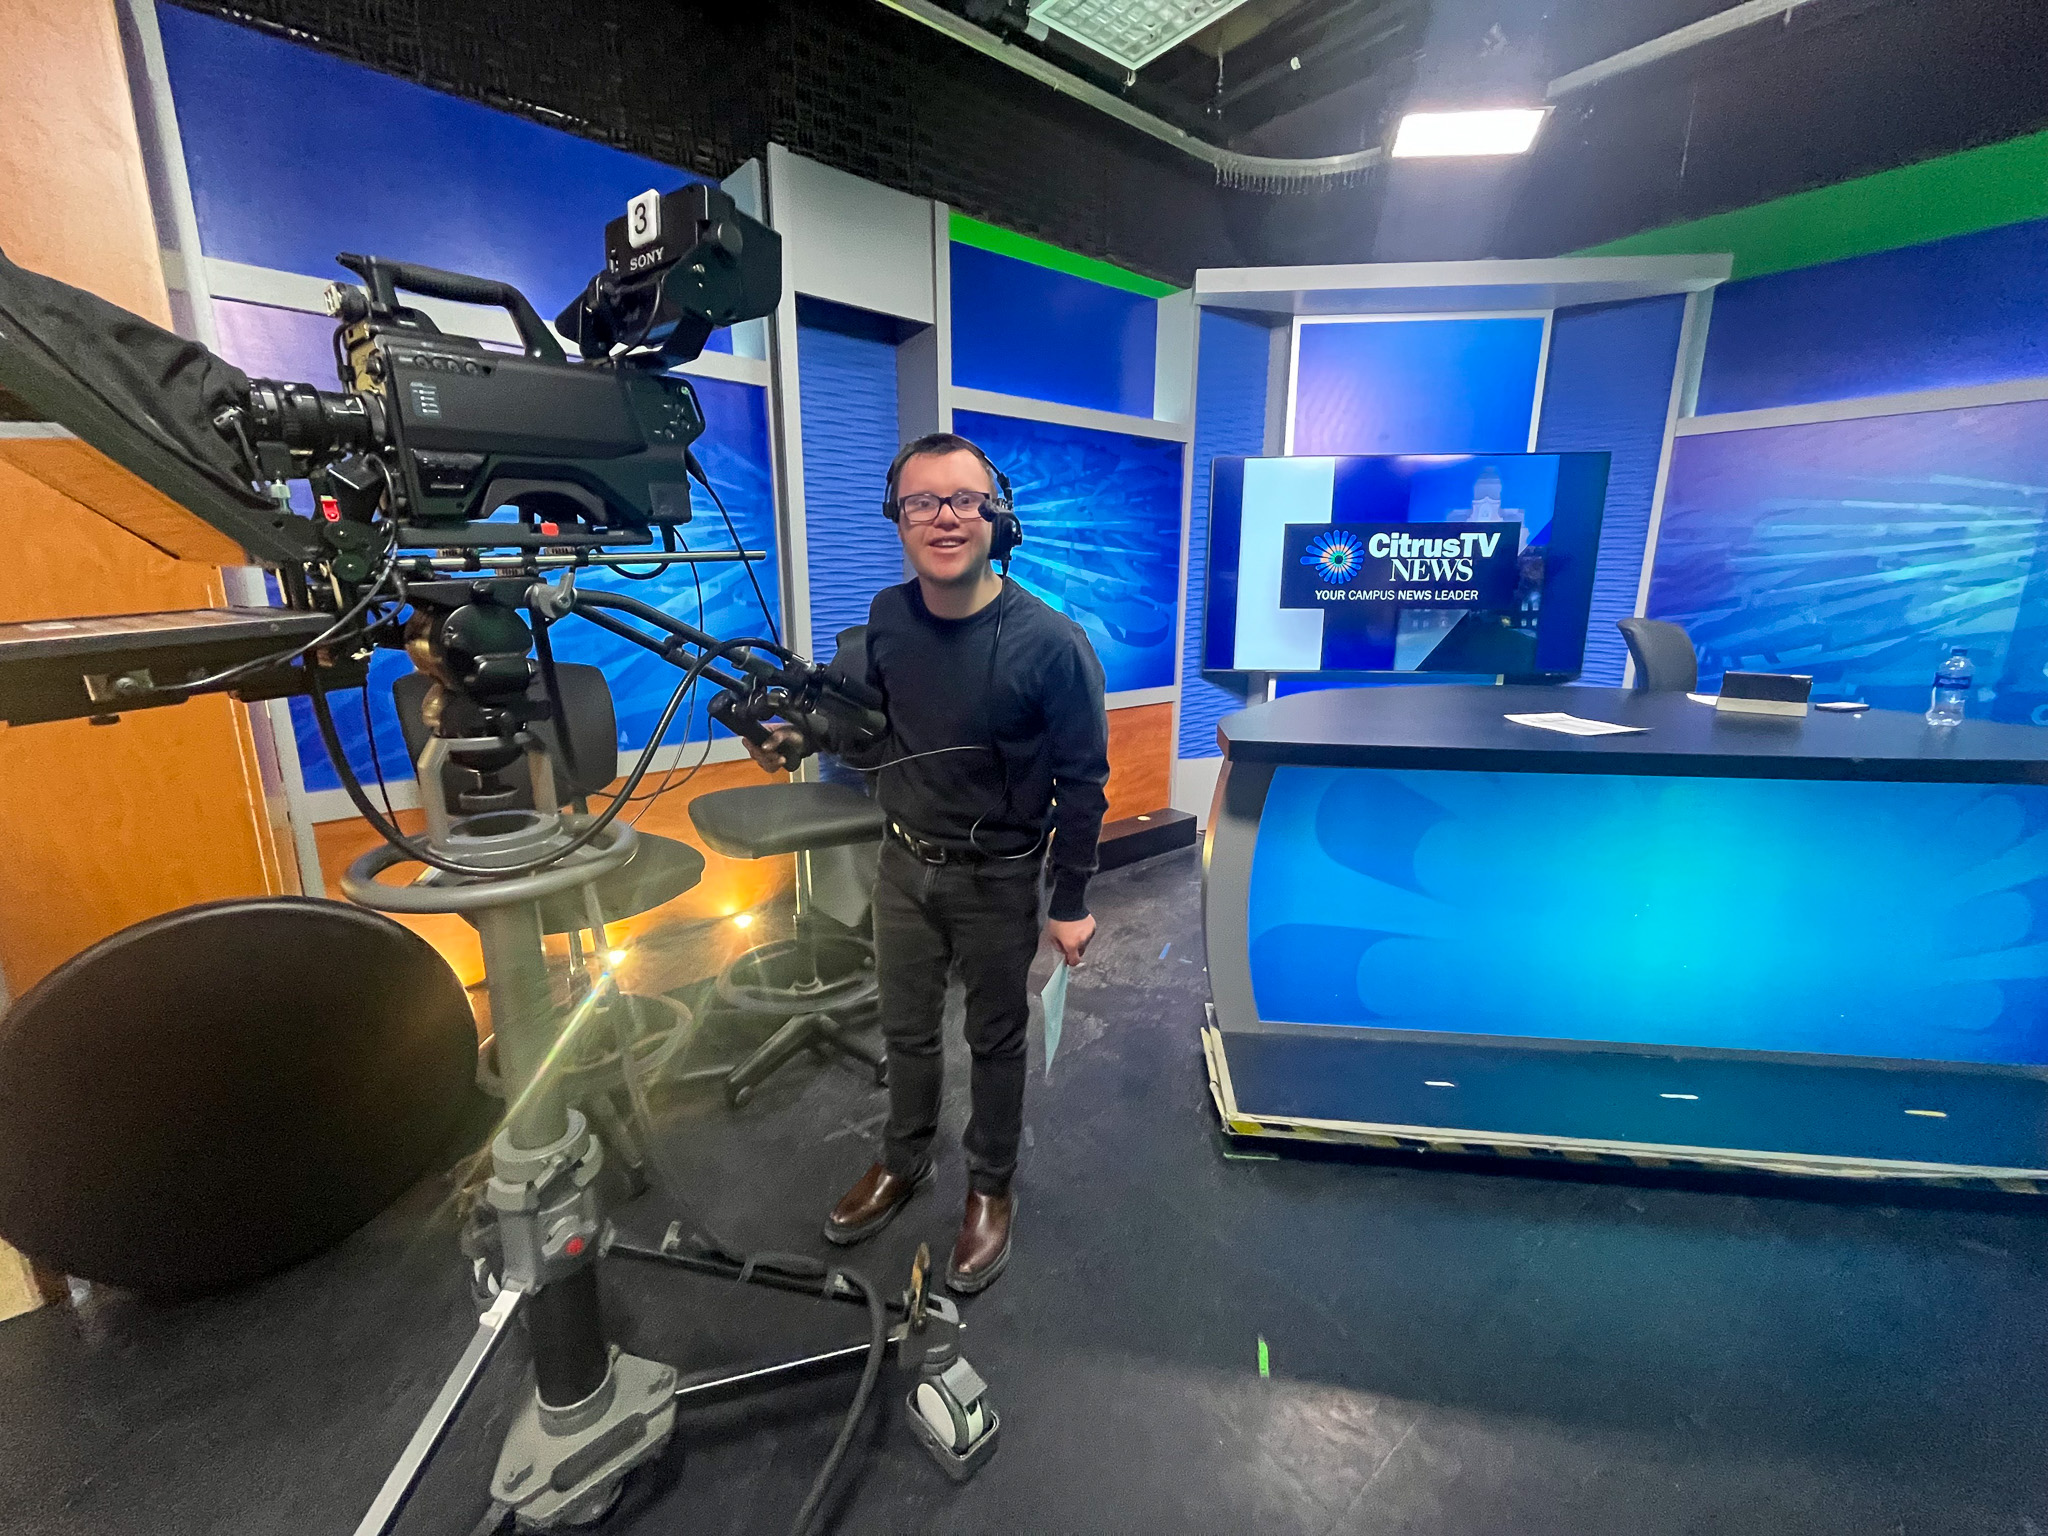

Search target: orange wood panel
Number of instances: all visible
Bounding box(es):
[1104,701,1174,823]
[310,757,796,989]
[0,437,256,567]
[0,2,171,325]
[0,1,288,999]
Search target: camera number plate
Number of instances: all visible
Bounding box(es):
[627,189,662,249]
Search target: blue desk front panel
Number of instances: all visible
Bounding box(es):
[1246,763,2048,1067]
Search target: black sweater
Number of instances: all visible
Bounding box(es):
[832,579,1110,921]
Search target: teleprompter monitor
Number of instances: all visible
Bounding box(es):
[1202,452,1610,683]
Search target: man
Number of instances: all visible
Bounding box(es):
[743,431,1108,1293]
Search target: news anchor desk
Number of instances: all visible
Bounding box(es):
[1201,684,2048,1187]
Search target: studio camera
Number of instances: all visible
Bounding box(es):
[0,182,882,770]
[226,182,784,565]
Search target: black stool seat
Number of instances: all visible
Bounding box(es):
[536,833,705,935]
[689,781,886,860]
[0,897,477,1295]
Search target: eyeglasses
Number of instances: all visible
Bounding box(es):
[893,490,998,524]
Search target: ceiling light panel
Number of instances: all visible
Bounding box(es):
[1027,0,1260,72]
[1390,108,1547,158]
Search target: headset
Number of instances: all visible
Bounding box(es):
[881,434,1023,568]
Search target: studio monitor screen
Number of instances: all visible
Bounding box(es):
[1203,452,1610,683]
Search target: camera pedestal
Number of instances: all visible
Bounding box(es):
[490,1347,677,1526]
[344,737,675,1531]
[482,1113,678,1529]
[340,720,1002,1534]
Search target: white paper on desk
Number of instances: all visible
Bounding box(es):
[1687,692,1719,706]
[1040,961,1070,1077]
[1502,712,1649,737]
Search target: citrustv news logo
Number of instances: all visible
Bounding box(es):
[1301,528,1365,584]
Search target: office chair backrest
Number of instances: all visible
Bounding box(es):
[1616,617,1700,693]
[393,662,620,809]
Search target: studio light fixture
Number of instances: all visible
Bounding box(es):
[1390,108,1547,159]
[1026,0,1257,73]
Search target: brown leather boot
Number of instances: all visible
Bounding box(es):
[822,1159,933,1246]
[945,1190,1013,1294]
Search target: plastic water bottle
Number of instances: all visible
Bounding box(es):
[1927,647,1972,726]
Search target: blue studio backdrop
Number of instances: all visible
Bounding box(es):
[1290,317,1546,457]
[949,244,1156,417]
[1651,213,2048,718]
[953,410,1183,694]
[1651,398,2048,723]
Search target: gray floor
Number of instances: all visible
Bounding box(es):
[2,846,2046,1535]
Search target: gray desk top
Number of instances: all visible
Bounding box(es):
[1218,684,2048,783]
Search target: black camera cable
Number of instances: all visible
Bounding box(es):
[530,607,583,797]
[599,532,718,817]
[603,973,887,1536]
[610,522,677,582]
[360,676,399,822]
[687,449,779,647]
[307,632,769,880]
[965,578,1041,864]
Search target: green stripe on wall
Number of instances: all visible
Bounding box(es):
[1575,129,2048,281]
[950,211,1178,299]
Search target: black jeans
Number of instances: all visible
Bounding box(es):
[873,837,1044,1195]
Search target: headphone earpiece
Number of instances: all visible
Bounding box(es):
[987,465,1022,566]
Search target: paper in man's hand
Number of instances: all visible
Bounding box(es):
[1040,960,1069,1077]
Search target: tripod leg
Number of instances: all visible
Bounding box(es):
[352,1285,526,1536]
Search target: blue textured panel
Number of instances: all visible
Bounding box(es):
[798,314,904,647]
[1648,398,2048,723]
[1248,764,2048,1066]
[1291,317,1544,457]
[951,410,1182,693]
[1697,218,2048,415]
[1181,312,1267,757]
[289,376,779,792]
[1535,295,1687,686]
[159,8,727,350]
[949,245,1155,416]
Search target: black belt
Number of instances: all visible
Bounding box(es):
[888,821,1042,866]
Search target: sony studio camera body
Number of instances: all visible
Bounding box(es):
[230,182,780,574]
